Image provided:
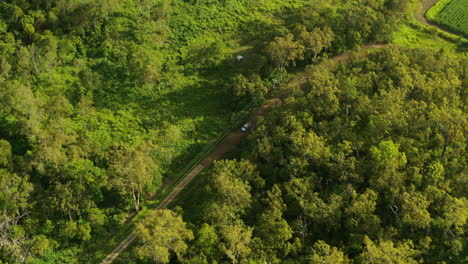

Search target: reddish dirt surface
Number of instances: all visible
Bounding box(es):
[281,44,387,93]
[201,98,283,166]
[101,97,283,264]
[332,44,386,64]
[101,2,460,261]
[201,132,244,166]
[100,44,389,264]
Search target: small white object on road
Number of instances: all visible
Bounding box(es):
[241,121,252,132]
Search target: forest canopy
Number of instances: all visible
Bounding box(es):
[0,0,466,263]
[178,48,468,264]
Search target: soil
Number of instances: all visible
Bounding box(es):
[99,44,387,264]
[100,2,445,261]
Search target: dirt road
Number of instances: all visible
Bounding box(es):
[415,0,438,25]
[100,1,466,262]
[414,0,457,36]
[99,44,388,264]
[100,104,283,264]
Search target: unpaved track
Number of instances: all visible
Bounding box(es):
[99,44,387,264]
[415,0,438,25]
[332,44,385,64]
[100,1,445,258]
[415,0,458,36]
[99,104,284,264]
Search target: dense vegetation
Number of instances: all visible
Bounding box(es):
[426,0,468,37]
[1,0,466,263]
[172,48,468,264]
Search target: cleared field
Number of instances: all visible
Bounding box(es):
[426,0,468,37]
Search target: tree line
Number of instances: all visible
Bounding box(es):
[149,48,468,264]
[1,0,415,262]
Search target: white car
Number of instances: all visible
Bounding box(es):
[241,121,252,132]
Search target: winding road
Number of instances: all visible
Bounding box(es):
[99,45,383,264]
[415,0,463,36]
[415,0,439,26]
[99,0,455,263]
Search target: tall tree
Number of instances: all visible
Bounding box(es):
[400,191,431,230]
[189,223,219,261]
[299,26,334,61]
[345,189,381,236]
[265,33,304,75]
[0,168,34,263]
[232,74,268,101]
[369,140,407,195]
[205,160,252,225]
[255,185,293,261]
[359,236,419,264]
[135,209,193,263]
[108,142,159,211]
[219,220,253,264]
[308,240,351,264]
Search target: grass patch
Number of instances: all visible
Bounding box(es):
[390,0,468,52]
[87,75,259,263]
[391,24,458,50]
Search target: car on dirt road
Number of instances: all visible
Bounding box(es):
[241,121,252,132]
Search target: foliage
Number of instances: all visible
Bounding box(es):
[134,209,193,263]
[358,236,419,264]
[0,0,417,262]
[107,142,160,212]
[177,48,468,264]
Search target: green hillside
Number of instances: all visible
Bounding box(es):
[0,0,466,263]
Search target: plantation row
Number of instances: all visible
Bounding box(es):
[427,0,468,37]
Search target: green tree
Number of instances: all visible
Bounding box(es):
[98,0,122,20]
[190,223,218,261]
[437,196,468,239]
[265,33,304,74]
[255,185,293,261]
[181,35,228,71]
[232,74,268,101]
[302,66,340,118]
[135,209,194,263]
[358,236,418,264]
[345,189,381,236]
[0,140,12,168]
[330,141,360,183]
[45,159,105,225]
[205,160,252,225]
[369,140,407,194]
[219,220,253,264]
[0,170,34,263]
[0,81,42,143]
[285,177,343,231]
[108,142,159,211]
[299,26,334,61]
[0,170,32,216]
[400,192,431,229]
[309,240,351,264]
